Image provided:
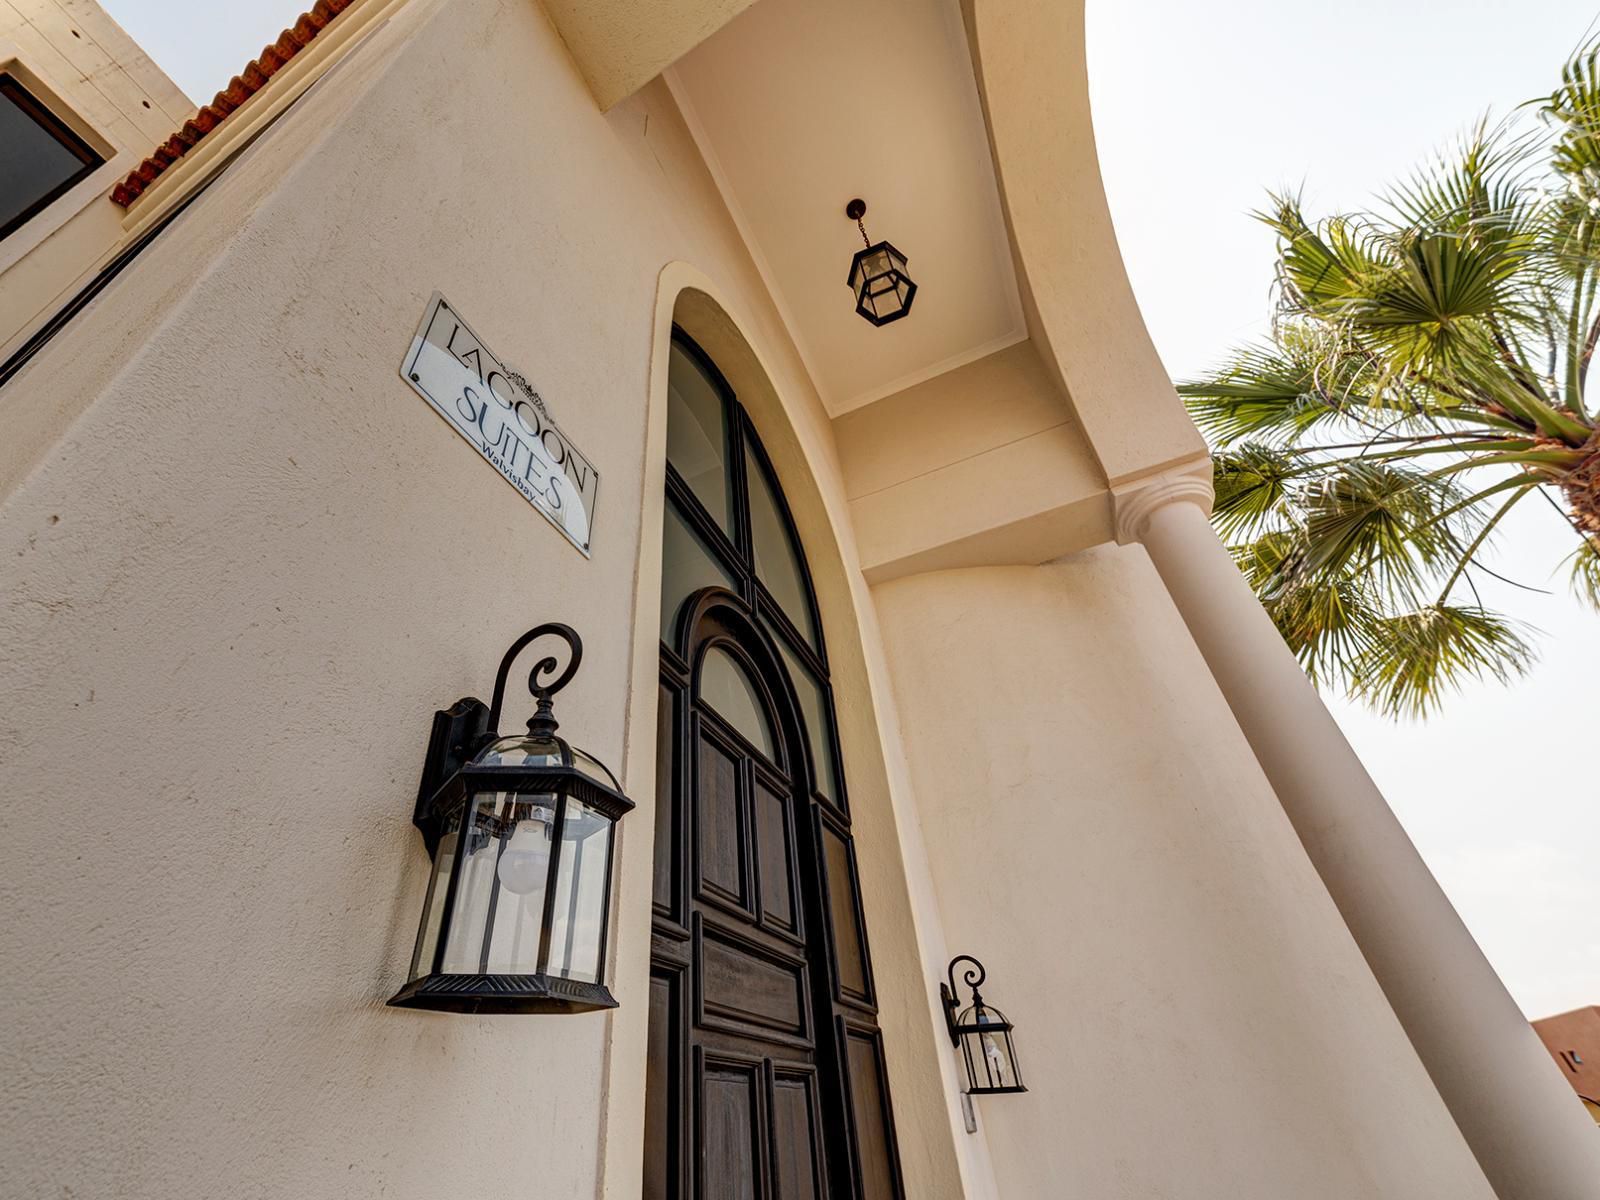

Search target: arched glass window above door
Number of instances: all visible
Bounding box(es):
[696,643,776,762]
[661,331,841,809]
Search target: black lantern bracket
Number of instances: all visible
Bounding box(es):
[940,954,986,1047]
[410,623,583,858]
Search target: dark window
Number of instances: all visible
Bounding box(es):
[0,75,104,241]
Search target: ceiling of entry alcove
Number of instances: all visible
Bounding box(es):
[667,0,1025,417]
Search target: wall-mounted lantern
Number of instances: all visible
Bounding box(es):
[941,955,1026,1094]
[389,624,634,1014]
[845,198,917,326]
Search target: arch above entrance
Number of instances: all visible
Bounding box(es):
[600,263,980,1200]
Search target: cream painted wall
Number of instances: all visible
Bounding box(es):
[872,555,1497,1199]
[539,0,759,111]
[0,0,191,358]
[0,0,1528,1197]
[0,0,966,1195]
[834,339,1109,582]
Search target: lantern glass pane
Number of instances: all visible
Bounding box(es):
[666,342,733,533]
[441,791,555,975]
[962,1006,1021,1091]
[476,733,563,768]
[545,796,612,983]
[408,809,462,980]
[865,248,891,278]
[569,743,623,789]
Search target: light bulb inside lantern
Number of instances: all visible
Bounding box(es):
[496,806,553,895]
[981,1033,1007,1081]
[976,1010,1009,1084]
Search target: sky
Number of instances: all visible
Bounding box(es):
[1090,0,1600,1018]
[99,0,311,105]
[99,0,1598,1018]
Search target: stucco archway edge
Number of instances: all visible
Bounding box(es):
[960,0,1208,490]
[601,260,989,1200]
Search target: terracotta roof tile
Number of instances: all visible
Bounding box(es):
[110,0,355,209]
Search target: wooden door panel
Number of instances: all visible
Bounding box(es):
[844,1029,899,1200]
[768,1067,825,1200]
[752,776,800,940]
[699,1055,764,1200]
[647,967,685,1200]
[695,728,748,913]
[697,920,810,1044]
[819,820,871,1003]
[654,681,680,920]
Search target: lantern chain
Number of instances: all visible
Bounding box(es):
[845,197,872,248]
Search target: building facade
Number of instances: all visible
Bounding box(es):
[0,0,191,361]
[2,1,1598,1198]
[1536,1007,1600,1125]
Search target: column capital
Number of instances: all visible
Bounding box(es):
[1111,462,1214,546]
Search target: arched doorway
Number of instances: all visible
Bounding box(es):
[646,329,904,1200]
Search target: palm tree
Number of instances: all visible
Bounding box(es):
[1179,41,1600,718]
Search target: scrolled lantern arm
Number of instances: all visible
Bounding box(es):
[486,623,584,738]
[414,623,584,856]
[940,953,988,1046]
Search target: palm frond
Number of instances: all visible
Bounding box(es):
[1347,605,1536,719]
[1257,196,1388,316]
[1210,444,1299,539]
[1354,228,1530,369]
[1570,535,1600,607]
[1178,334,1372,446]
[1541,36,1600,180]
[1386,118,1544,251]
[1279,460,1468,600]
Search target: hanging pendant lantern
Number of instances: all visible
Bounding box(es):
[389,623,634,1014]
[940,954,1027,1095]
[845,198,917,326]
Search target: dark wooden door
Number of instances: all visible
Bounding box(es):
[648,593,901,1200]
[651,328,904,1200]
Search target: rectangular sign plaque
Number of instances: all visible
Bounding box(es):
[401,293,599,555]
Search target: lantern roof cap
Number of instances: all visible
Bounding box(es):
[956,999,1014,1032]
[471,730,623,792]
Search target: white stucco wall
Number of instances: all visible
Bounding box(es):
[0,0,963,1195]
[872,553,1497,1199]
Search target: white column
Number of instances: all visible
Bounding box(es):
[1117,470,1600,1200]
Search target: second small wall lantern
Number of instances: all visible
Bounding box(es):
[845,198,918,326]
[941,955,1026,1094]
[389,624,634,1015]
